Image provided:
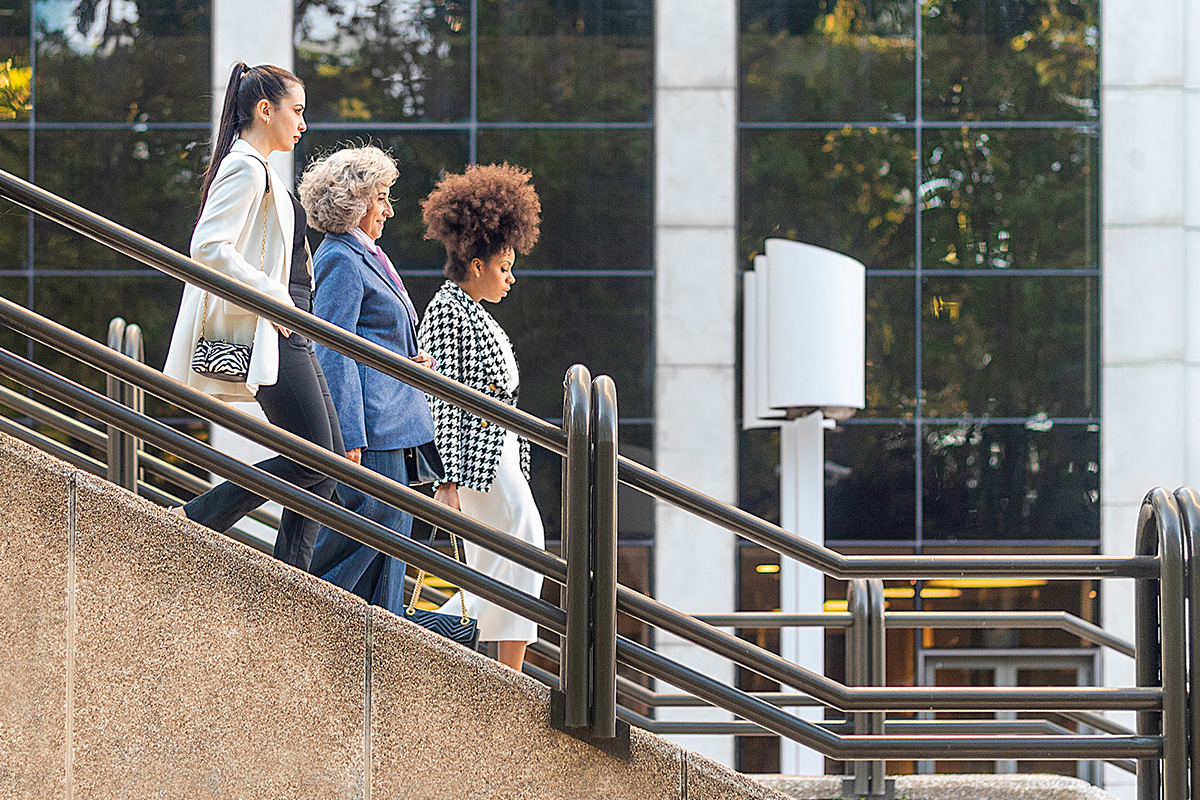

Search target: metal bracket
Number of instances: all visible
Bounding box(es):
[841,776,895,800]
[550,689,632,761]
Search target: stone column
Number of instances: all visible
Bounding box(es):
[1101,1,1189,797]
[653,0,739,767]
[212,0,296,183]
[207,0,296,539]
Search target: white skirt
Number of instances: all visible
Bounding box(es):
[439,430,545,643]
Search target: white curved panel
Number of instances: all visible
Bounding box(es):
[762,238,865,413]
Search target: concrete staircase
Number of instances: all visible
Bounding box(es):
[0,432,788,799]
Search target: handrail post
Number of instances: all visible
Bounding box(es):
[1172,487,1200,800]
[104,317,129,489]
[560,365,591,728]
[589,375,619,740]
[845,580,893,800]
[1135,489,1186,800]
[121,323,143,490]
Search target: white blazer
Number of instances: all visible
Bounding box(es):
[164,139,299,401]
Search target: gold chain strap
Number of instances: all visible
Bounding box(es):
[406,528,470,624]
[200,169,271,339]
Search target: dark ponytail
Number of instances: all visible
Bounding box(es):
[197,61,303,217]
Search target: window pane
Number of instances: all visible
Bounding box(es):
[531,422,652,542]
[32,274,183,390]
[0,276,28,363]
[740,427,781,526]
[921,276,1098,418]
[922,128,1098,271]
[923,422,1099,542]
[740,0,916,122]
[0,0,31,122]
[922,0,1098,121]
[740,128,916,271]
[0,129,30,271]
[295,0,470,123]
[34,0,210,122]
[742,424,918,543]
[403,274,652,420]
[826,423,916,543]
[298,131,469,270]
[478,0,652,122]
[32,129,207,270]
[477,129,652,271]
[865,276,916,418]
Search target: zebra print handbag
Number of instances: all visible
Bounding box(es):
[405,529,480,649]
[190,161,269,383]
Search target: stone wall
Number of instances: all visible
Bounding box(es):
[0,433,785,800]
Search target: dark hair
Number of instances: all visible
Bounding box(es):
[420,163,541,281]
[197,62,303,216]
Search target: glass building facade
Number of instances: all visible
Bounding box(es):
[0,0,1106,779]
[736,0,1101,775]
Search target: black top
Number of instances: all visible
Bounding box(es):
[287,192,311,312]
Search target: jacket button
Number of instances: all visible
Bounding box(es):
[488,383,496,392]
[481,420,489,428]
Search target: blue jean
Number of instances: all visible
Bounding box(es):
[308,447,411,614]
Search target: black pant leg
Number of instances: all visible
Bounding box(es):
[183,333,340,569]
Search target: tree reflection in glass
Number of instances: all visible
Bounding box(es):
[741,0,916,122]
[922,0,1098,121]
[923,422,1099,541]
[295,0,470,122]
[478,0,652,122]
[34,0,210,122]
[921,127,1098,271]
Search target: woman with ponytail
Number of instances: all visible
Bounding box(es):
[164,62,344,570]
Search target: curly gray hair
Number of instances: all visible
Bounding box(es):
[298,145,399,234]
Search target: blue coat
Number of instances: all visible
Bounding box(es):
[311,231,435,452]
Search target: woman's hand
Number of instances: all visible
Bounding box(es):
[434,482,461,511]
[412,350,436,369]
[272,322,293,338]
[345,447,362,465]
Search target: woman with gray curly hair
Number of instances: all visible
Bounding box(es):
[298,144,440,613]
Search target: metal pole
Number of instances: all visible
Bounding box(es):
[1172,487,1200,800]
[846,580,890,798]
[120,323,142,490]
[561,365,591,728]
[104,316,126,487]
[1135,488,1186,800]
[589,375,618,739]
[846,581,864,786]
[864,579,889,797]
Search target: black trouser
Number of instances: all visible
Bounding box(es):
[184,333,345,570]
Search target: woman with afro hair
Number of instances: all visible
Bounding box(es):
[418,162,543,670]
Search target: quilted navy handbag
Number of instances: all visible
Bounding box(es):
[405,528,480,649]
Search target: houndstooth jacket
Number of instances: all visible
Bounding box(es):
[418,280,531,492]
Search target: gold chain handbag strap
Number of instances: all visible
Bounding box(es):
[200,163,271,338]
[406,528,470,624]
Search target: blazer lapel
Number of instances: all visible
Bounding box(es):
[230,140,293,276]
[353,239,406,304]
[448,282,511,391]
[337,233,419,337]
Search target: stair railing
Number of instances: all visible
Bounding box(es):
[0,168,1181,797]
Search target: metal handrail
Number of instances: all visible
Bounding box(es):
[0,168,1158,581]
[0,169,1179,775]
[3,296,1157,715]
[1176,488,1200,800]
[0,308,1164,759]
[0,345,281,536]
[696,611,1135,659]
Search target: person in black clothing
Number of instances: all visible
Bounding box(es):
[163,62,344,570]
